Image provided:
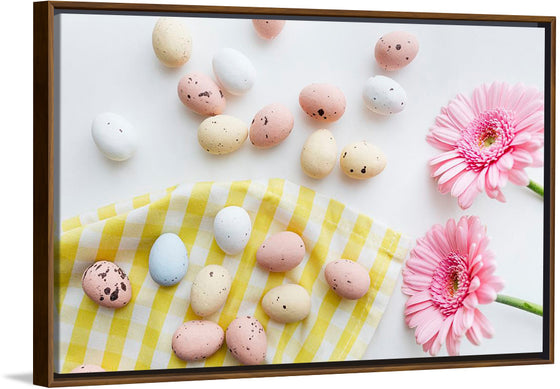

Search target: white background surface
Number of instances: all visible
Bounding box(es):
[0,0,558,388]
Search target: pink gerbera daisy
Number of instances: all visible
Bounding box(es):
[427,82,544,209]
[402,216,504,356]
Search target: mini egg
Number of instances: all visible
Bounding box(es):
[299,83,346,122]
[152,17,192,68]
[375,31,419,71]
[149,233,188,286]
[212,48,256,95]
[190,264,232,317]
[198,115,248,155]
[82,260,132,308]
[91,112,137,161]
[172,320,224,361]
[324,259,370,300]
[178,72,226,116]
[70,364,106,373]
[252,19,286,40]
[249,103,294,149]
[363,76,407,115]
[213,206,252,255]
[256,231,305,272]
[340,141,386,180]
[261,284,310,323]
[300,129,338,179]
[226,316,267,365]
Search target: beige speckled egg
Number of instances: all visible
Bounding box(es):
[190,265,232,317]
[249,103,294,149]
[226,316,267,365]
[252,19,286,40]
[340,141,386,180]
[152,17,192,68]
[299,83,346,122]
[70,364,106,373]
[198,115,248,155]
[262,284,310,323]
[82,261,132,308]
[324,259,370,300]
[178,73,226,116]
[300,129,337,179]
[172,320,224,361]
[256,231,305,272]
[375,31,419,71]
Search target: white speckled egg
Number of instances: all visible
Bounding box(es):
[363,76,407,115]
[252,19,286,40]
[172,320,224,361]
[152,17,192,68]
[82,260,132,308]
[340,141,386,180]
[261,284,310,323]
[213,206,252,255]
[324,259,370,299]
[91,112,137,161]
[300,129,338,179]
[212,48,256,95]
[149,233,188,286]
[226,316,267,365]
[198,115,248,155]
[70,364,106,373]
[190,265,232,317]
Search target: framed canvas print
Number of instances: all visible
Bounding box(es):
[33,1,555,386]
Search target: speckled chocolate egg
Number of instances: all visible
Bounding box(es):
[324,259,370,300]
[375,31,419,71]
[82,261,132,308]
[70,364,106,373]
[249,103,294,149]
[299,83,346,122]
[213,48,256,95]
[340,141,386,180]
[152,17,192,68]
[363,76,407,115]
[261,284,310,323]
[198,115,248,155]
[252,19,286,40]
[178,73,226,116]
[226,316,267,365]
[256,231,305,272]
[300,129,338,179]
[190,264,232,317]
[172,320,224,361]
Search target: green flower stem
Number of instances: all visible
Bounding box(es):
[527,180,544,197]
[495,294,543,316]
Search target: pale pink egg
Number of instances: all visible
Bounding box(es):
[177,72,226,116]
[374,31,419,71]
[70,364,106,373]
[252,19,286,40]
[299,83,346,122]
[172,320,224,361]
[226,316,267,365]
[249,103,294,149]
[256,231,305,272]
[82,260,132,308]
[324,259,370,300]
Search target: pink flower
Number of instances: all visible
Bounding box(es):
[427,82,544,209]
[402,216,504,356]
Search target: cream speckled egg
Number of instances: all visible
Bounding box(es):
[340,141,386,180]
[261,284,310,323]
[226,316,267,365]
[70,364,106,373]
[299,83,346,122]
[363,76,407,115]
[152,17,192,68]
[375,31,419,71]
[249,103,294,149]
[190,265,232,317]
[82,261,132,308]
[324,259,370,300]
[91,112,137,161]
[213,206,252,255]
[213,48,256,95]
[252,19,286,40]
[256,231,305,272]
[178,73,226,116]
[198,115,248,155]
[172,320,224,361]
[300,129,337,179]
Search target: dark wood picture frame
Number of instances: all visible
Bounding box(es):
[33,1,556,386]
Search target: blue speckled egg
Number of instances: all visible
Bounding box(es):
[149,233,189,286]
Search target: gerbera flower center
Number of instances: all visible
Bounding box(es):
[430,252,470,316]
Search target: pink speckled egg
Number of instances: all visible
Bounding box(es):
[256,231,305,272]
[178,72,226,116]
[82,260,132,308]
[299,83,346,122]
[374,31,419,71]
[249,103,294,149]
[252,19,286,40]
[70,364,106,373]
[324,259,370,300]
[172,320,224,361]
[226,316,267,365]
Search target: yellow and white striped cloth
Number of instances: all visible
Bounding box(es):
[55,179,412,373]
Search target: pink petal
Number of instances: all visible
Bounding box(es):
[416,313,444,345]
[468,276,481,293]
[451,170,478,197]
[476,284,498,304]
[474,309,495,338]
[432,157,464,177]
[429,150,460,165]
[497,153,514,171]
[508,169,530,186]
[439,162,468,184]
